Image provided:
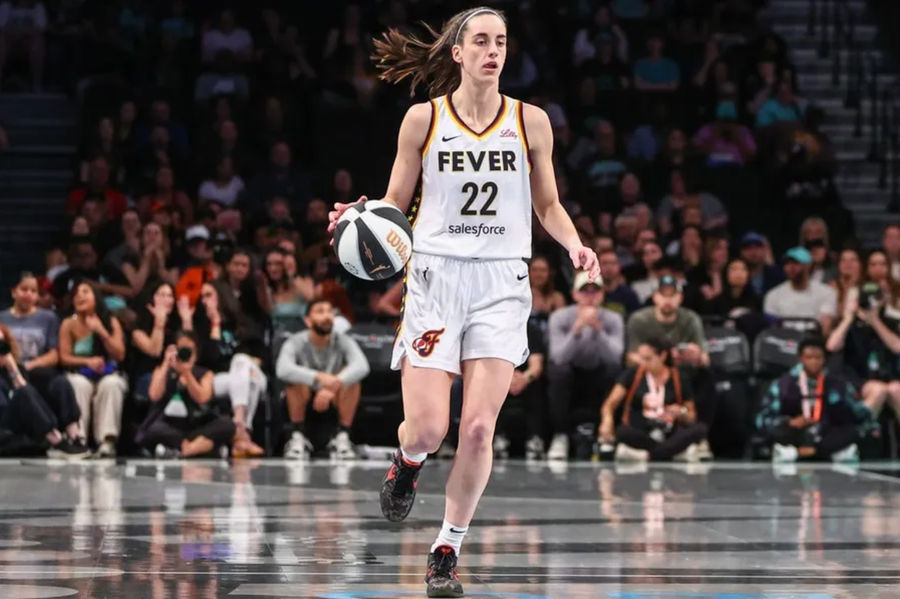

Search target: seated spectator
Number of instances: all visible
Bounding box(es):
[529,255,565,333]
[59,282,127,457]
[686,235,729,307]
[667,224,703,271]
[78,117,124,186]
[266,248,314,333]
[831,248,862,317]
[198,155,245,210]
[66,156,127,219]
[627,101,671,164]
[176,226,216,298]
[492,319,546,460]
[598,250,640,316]
[139,332,235,459]
[276,298,370,460]
[500,35,538,95]
[756,337,873,462]
[631,242,665,303]
[51,237,134,318]
[756,76,806,129]
[881,223,900,281]
[827,279,900,422]
[703,258,763,319]
[799,216,834,283]
[578,32,630,95]
[134,98,189,157]
[599,338,708,461]
[120,222,179,295]
[136,166,193,226]
[298,199,332,267]
[103,208,141,273]
[243,141,311,210]
[0,273,88,457]
[0,323,87,458]
[626,275,709,369]
[546,272,624,460]
[572,5,629,66]
[568,120,627,199]
[633,32,680,92]
[739,232,783,296]
[201,9,253,64]
[180,280,266,458]
[130,281,180,401]
[864,249,900,314]
[0,0,46,91]
[656,169,727,236]
[222,248,270,334]
[763,247,837,333]
[253,97,297,156]
[160,0,194,43]
[744,58,778,118]
[692,98,757,167]
[195,50,251,103]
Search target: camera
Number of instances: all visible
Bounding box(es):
[176,347,193,362]
[0,340,9,356]
[859,282,883,311]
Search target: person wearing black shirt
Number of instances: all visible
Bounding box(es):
[178,280,265,457]
[599,338,708,461]
[138,331,234,458]
[492,320,546,460]
[130,282,182,400]
[827,282,900,423]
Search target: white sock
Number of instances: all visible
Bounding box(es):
[400,447,427,464]
[430,520,468,555]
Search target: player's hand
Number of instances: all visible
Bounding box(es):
[327,195,368,240]
[569,246,601,283]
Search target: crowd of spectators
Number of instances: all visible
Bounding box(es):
[0,0,895,462]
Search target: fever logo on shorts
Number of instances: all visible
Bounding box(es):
[411,328,446,358]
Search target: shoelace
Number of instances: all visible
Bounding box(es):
[432,549,457,578]
[392,458,418,495]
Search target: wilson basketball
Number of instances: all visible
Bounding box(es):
[333,200,413,280]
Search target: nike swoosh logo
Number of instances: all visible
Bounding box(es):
[442,135,461,142]
[449,527,467,534]
[516,274,528,281]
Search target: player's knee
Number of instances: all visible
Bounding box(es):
[459,417,495,450]
[405,422,447,454]
[887,381,900,398]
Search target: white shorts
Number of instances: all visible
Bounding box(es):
[391,252,532,375]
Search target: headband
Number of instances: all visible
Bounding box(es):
[455,8,501,45]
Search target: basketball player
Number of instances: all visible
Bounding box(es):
[328,7,601,597]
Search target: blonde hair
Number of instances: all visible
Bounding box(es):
[371,7,506,98]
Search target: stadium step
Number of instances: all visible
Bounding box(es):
[0,93,77,293]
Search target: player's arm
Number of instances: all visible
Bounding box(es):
[328,102,430,232]
[523,103,600,281]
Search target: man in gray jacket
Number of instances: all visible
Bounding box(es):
[546,271,625,460]
[276,298,370,460]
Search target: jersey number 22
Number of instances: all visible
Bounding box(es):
[460,181,498,216]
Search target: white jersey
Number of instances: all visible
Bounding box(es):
[412,94,533,260]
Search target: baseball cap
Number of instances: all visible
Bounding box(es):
[656,274,682,294]
[573,270,603,291]
[740,232,766,247]
[185,224,210,243]
[784,246,812,265]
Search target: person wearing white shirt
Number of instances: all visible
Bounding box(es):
[201,9,253,64]
[763,247,838,335]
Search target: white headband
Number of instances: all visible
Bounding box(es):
[455,8,501,45]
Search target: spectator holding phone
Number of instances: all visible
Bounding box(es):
[139,331,234,458]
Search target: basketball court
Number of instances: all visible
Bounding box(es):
[0,459,898,598]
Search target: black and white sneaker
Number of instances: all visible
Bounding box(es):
[47,438,90,460]
[425,545,464,598]
[380,450,423,522]
[154,444,182,460]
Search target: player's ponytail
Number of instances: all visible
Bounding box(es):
[371,7,506,98]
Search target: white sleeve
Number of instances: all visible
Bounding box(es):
[819,285,838,317]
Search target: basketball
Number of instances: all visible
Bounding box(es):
[333,200,413,280]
